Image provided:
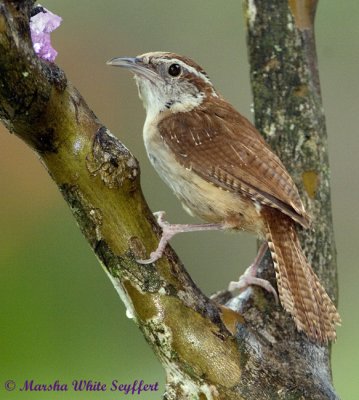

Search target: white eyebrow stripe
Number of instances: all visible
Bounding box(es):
[163,58,213,86]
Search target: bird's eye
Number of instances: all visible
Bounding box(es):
[168,63,182,77]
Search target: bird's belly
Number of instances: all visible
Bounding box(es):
[145,136,264,235]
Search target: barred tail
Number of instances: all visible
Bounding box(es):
[262,207,341,343]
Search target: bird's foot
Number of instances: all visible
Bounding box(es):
[228,265,278,303]
[136,212,180,264]
[136,211,223,264]
[228,243,278,303]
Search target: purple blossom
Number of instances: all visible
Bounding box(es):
[30,5,62,62]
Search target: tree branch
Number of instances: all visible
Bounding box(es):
[0,1,339,399]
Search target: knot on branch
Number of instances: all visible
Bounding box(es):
[86,126,139,190]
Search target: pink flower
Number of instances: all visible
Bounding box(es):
[30,5,62,62]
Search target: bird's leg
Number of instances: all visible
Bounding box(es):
[137,211,224,264]
[228,242,279,303]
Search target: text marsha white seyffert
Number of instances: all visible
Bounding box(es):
[18,379,159,394]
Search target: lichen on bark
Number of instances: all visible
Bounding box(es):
[245,0,338,303]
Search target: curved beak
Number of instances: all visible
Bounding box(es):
[106,57,139,68]
[106,56,159,83]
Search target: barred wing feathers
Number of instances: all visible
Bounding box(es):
[158,100,309,228]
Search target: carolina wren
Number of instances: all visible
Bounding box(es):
[107,52,341,343]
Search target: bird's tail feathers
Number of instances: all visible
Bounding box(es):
[262,207,341,343]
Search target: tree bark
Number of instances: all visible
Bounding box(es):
[245,0,338,301]
[0,1,339,399]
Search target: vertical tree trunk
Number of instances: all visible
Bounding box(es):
[245,0,338,302]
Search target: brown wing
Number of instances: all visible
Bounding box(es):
[158,98,310,227]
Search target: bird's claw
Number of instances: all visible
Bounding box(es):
[136,211,171,264]
[136,251,162,265]
[228,265,279,304]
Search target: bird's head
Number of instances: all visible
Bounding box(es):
[107,51,218,118]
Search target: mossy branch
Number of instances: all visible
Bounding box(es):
[0,1,339,399]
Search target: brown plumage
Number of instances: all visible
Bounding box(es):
[262,207,341,342]
[108,51,341,343]
[158,98,309,228]
[157,98,340,342]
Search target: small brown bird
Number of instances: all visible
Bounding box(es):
[107,52,341,343]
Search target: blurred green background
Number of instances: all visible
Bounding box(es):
[0,1,358,398]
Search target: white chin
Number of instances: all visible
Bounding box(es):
[135,78,164,117]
